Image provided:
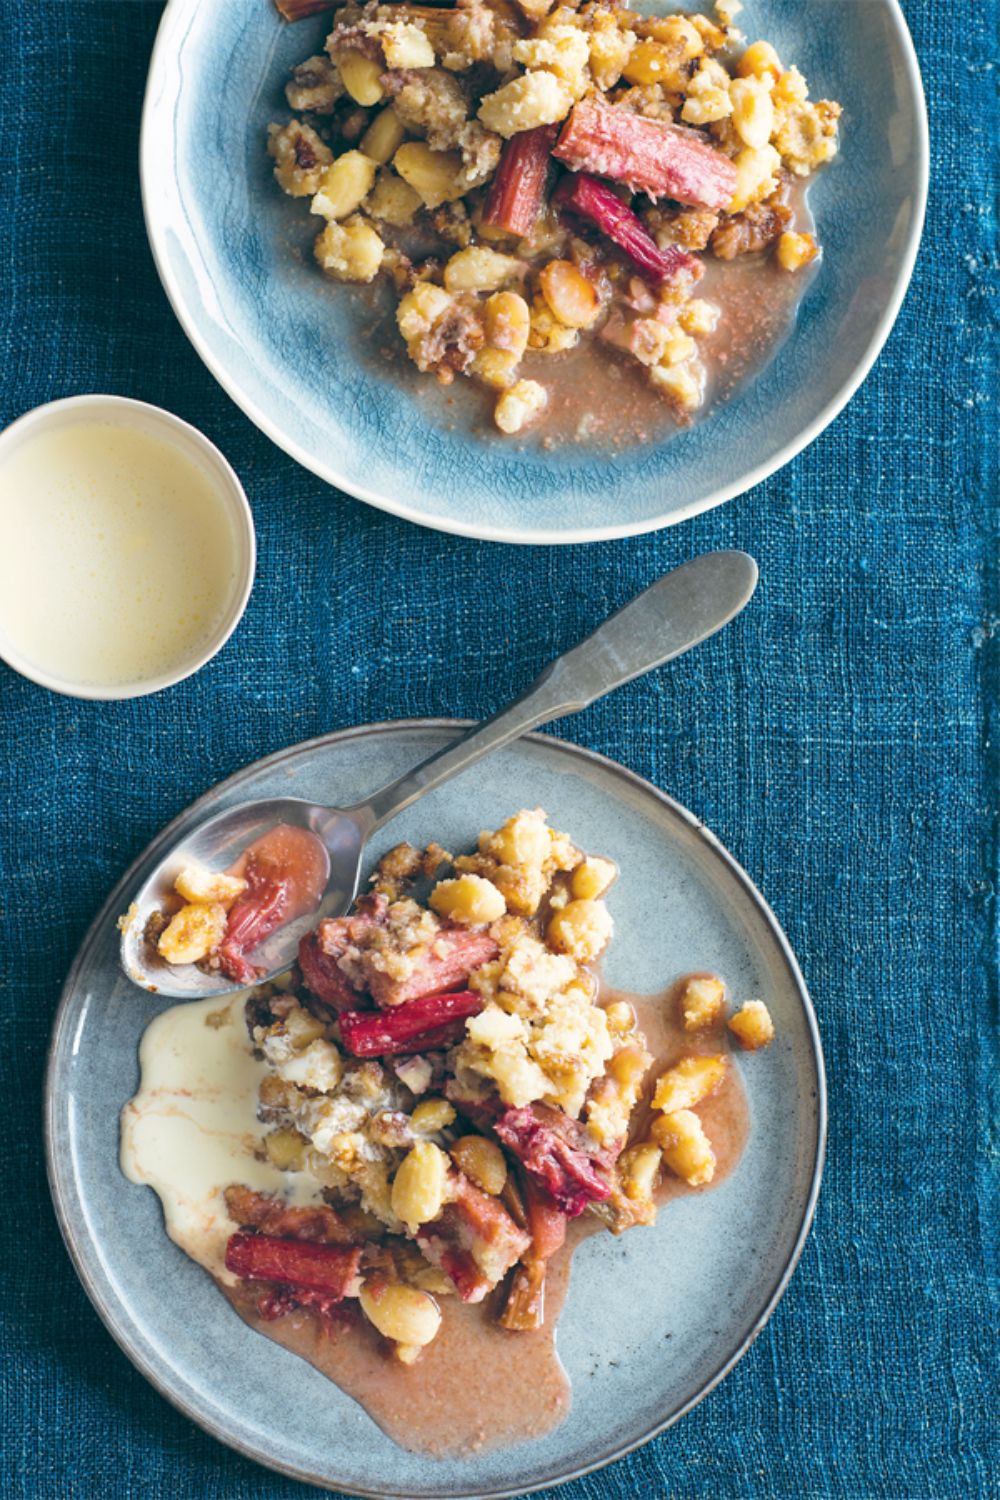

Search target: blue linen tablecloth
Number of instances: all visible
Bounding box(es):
[1,2,997,1497]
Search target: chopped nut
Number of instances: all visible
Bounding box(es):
[381,21,436,70]
[681,975,726,1031]
[314,217,384,282]
[430,873,507,925]
[494,378,548,434]
[728,1000,775,1049]
[443,246,524,293]
[603,1000,635,1034]
[652,1054,727,1113]
[547,899,613,962]
[679,297,720,334]
[174,866,247,908]
[619,1141,662,1204]
[776,229,819,271]
[738,39,782,83]
[360,107,406,166]
[450,1135,508,1195]
[394,141,464,208]
[649,360,704,412]
[311,151,377,221]
[286,55,343,114]
[359,1279,442,1348]
[478,71,574,138]
[538,260,601,329]
[728,143,782,212]
[653,1108,716,1185]
[391,1140,449,1230]
[338,50,386,107]
[264,1128,307,1171]
[158,902,227,965]
[410,1097,457,1134]
[367,169,422,226]
[571,856,617,900]
[267,120,333,197]
[729,76,774,149]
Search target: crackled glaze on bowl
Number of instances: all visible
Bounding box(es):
[46,723,825,1499]
[140,1,927,542]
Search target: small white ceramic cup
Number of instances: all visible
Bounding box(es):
[0,395,256,700]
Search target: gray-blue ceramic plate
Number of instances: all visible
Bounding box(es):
[140,1,927,543]
[46,722,825,1499]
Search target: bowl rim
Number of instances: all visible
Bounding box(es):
[44,718,827,1500]
[0,394,256,699]
[140,0,928,547]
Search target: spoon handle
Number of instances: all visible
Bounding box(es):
[357,550,758,834]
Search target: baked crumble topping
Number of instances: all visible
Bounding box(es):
[210,808,775,1362]
[265,0,841,436]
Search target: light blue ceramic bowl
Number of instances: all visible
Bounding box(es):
[141,2,926,542]
[46,723,825,1498]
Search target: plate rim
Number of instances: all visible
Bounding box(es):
[139,0,929,546]
[44,718,827,1499]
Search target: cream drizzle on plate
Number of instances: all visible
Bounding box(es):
[120,994,323,1282]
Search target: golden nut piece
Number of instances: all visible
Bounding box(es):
[450,1135,508,1195]
[390,1140,449,1231]
[358,1280,442,1348]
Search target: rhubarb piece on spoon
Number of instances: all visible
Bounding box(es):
[154,823,330,985]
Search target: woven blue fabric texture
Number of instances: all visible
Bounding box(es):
[1,2,997,1498]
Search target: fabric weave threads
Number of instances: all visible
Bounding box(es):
[1,2,997,1499]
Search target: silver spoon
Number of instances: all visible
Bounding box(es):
[121,550,758,998]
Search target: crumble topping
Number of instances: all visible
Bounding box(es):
[265,0,841,435]
[164,806,778,1365]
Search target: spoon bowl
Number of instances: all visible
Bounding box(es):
[120,797,368,996]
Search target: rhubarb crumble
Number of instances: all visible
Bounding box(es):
[124,809,776,1413]
[143,823,329,985]
[265,0,841,436]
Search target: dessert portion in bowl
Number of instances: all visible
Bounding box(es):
[266,0,840,437]
[123,808,775,1456]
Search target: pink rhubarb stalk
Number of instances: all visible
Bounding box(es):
[338,989,483,1056]
[555,172,701,286]
[216,858,294,984]
[554,95,737,209]
[494,1103,612,1216]
[225,1233,361,1298]
[482,125,558,237]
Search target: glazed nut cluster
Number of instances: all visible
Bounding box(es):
[266,0,841,435]
[615,975,775,1218]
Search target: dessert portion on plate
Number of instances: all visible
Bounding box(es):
[123,808,774,1454]
[266,0,840,436]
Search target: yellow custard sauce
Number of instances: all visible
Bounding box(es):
[0,412,251,694]
[120,994,324,1281]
